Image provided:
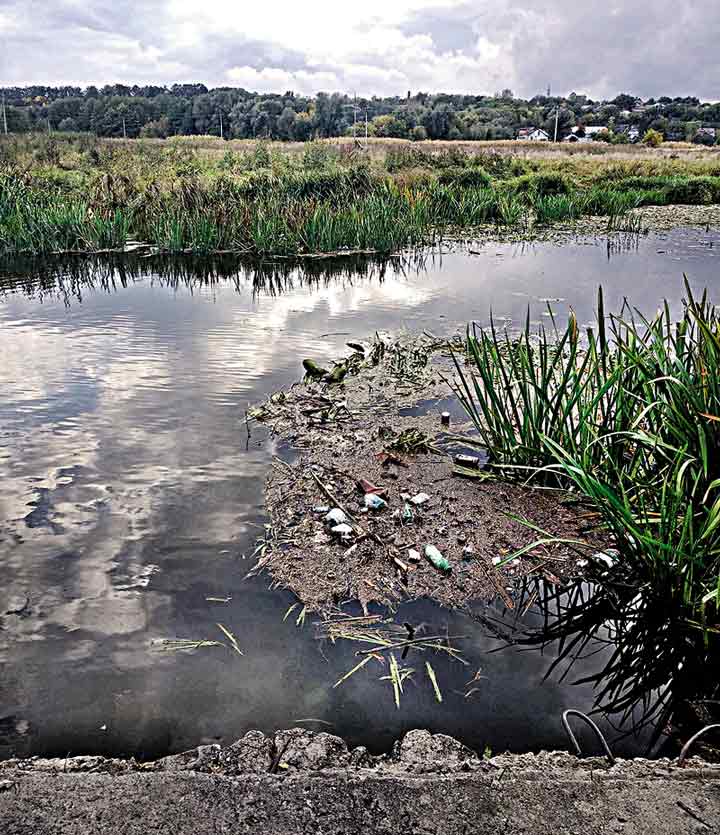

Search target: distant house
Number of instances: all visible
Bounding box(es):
[696,126,717,139]
[563,125,607,142]
[611,124,640,142]
[517,127,550,141]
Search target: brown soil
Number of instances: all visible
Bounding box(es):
[251,335,602,614]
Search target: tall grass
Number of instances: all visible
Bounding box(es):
[1,134,719,255]
[452,282,720,723]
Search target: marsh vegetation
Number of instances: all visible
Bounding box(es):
[2,134,720,256]
[452,283,720,736]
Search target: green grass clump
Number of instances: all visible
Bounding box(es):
[452,282,720,723]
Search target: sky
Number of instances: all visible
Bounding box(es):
[1,0,718,100]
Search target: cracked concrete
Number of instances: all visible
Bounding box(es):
[1,729,719,834]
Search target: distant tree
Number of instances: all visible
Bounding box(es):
[642,128,663,147]
[371,114,406,138]
[411,125,428,141]
[4,106,31,132]
[693,130,716,146]
[423,103,455,139]
[57,117,78,132]
[277,107,296,140]
[140,117,171,138]
[291,112,314,141]
[613,93,636,111]
[684,120,702,141]
[542,107,574,139]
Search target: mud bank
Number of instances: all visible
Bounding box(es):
[2,729,719,834]
[252,334,599,613]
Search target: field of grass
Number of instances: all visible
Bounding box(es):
[1,133,719,256]
[452,283,720,730]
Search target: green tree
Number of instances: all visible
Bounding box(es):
[277,107,296,140]
[642,128,663,147]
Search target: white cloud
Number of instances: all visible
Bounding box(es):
[2,0,719,98]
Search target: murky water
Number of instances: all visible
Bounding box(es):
[1,229,718,761]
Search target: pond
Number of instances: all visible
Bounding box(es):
[1,227,718,762]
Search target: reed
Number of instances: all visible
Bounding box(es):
[1,135,718,256]
[452,281,720,722]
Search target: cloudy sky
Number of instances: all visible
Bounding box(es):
[1,0,718,100]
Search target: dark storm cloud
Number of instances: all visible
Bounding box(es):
[401,0,720,99]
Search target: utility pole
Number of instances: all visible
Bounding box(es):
[1,93,8,134]
[219,110,224,139]
[122,117,127,139]
[554,107,559,142]
[365,108,368,141]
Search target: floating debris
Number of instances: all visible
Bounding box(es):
[441,411,451,426]
[425,544,451,572]
[364,493,388,511]
[357,477,386,496]
[303,359,329,379]
[326,363,348,384]
[375,450,408,468]
[387,428,437,454]
[325,508,347,527]
[592,548,620,569]
[330,523,353,540]
[454,454,480,469]
[425,662,443,703]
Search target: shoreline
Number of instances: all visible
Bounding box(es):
[2,728,718,834]
[1,203,718,261]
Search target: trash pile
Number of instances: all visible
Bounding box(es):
[250,333,599,614]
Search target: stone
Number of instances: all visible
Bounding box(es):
[274,729,350,771]
[219,731,273,775]
[394,730,478,773]
[156,744,221,773]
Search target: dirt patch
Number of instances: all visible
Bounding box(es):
[250,335,600,614]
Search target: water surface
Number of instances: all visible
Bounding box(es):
[1,229,718,760]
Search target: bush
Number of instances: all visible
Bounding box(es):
[510,171,575,198]
[437,167,492,188]
[57,118,79,133]
[642,128,663,147]
[411,126,428,142]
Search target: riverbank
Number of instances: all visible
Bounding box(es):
[2,729,718,834]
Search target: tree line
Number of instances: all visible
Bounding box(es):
[2,84,718,143]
